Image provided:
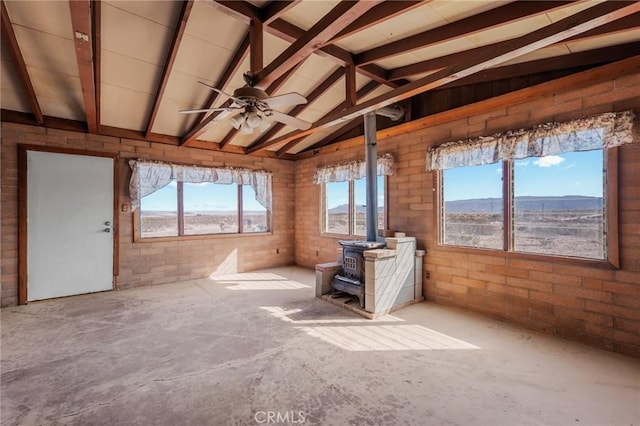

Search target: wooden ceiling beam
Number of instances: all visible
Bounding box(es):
[265,18,400,88]
[93,0,102,131]
[69,0,98,133]
[1,109,86,132]
[294,55,640,160]
[441,41,640,89]
[212,0,261,23]
[247,1,640,154]
[272,80,380,156]
[330,1,428,43]
[249,18,263,73]
[1,1,43,124]
[262,0,300,25]
[345,64,357,107]
[248,67,344,151]
[145,0,194,139]
[253,1,381,89]
[355,1,574,66]
[180,31,250,146]
[388,15,640,82]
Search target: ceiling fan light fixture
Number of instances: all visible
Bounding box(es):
[230,115,244,130]
[239,121,254,135]
[245,110,261,128]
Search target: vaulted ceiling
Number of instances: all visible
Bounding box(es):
[2,0,639,159]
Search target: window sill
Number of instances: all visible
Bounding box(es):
[133,231,273,243]
[435,243,619,270]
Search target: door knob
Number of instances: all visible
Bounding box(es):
[105,221,111,226]
[104,228,111,233]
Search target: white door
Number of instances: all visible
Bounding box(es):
[27,151,114,301]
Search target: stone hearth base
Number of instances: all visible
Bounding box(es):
[321,293,424,319]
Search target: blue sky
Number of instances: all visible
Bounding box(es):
[141,182,265,211]
[325,176,385,209]
[443,150,604,201]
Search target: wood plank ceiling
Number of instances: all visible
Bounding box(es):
[1,0,639,159]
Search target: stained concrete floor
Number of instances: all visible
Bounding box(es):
[1,266,639,426]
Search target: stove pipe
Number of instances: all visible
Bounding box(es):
[364,112,378,242]
[363,105,404,242]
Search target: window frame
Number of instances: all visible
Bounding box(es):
[321,175,387,237]
[134,181,271,242]
[435,148,619,269]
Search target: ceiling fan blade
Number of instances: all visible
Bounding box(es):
[268,110,312,130]
[197,81,234,99]
[214,108,244,122]
[264,92,307,108]
[197,81,247,106]
[179,107,232,114]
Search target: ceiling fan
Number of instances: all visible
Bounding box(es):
[180,81,312,135]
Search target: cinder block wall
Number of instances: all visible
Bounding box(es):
[295,68,640,357]
[0,127,296,307]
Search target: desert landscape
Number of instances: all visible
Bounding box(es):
[444,195,605,258]
[140,210,268,238]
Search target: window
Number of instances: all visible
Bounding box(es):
[513,150,604,259]
[440,149,610,261]
[140,180,178,238]
[323,175,385,236]
[138,182,269,239]
[442,163,503,250]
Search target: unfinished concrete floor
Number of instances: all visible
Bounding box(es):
[2,266,639,425]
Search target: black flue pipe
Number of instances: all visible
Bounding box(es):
[363,106,404,242]
[364,112,378,242]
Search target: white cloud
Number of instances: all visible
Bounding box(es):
[168,181,177,187]
[496,168,502,174]
[563,163,575,170]
[534,155,565,168]
[516,160,529,166]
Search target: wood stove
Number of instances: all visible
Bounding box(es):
[332,240,386,307]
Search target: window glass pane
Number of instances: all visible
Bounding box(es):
[353,178,366,236]
[352,175,386,236]
[183,182,238,235]
[140,181,178,238]
[442,164,503,249]
[242,185,268,233]
[513,150,605,259]
[325,181,349,234]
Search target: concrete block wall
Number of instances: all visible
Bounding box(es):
[364,237,417,314]
[0,125,295,307]
[294,68,640,357]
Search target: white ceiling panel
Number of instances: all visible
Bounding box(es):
[545,1,606,23]
[101,2,175,66]
[567,29,640,53]
[173,34,238,78]
[101,84,153,131]
[101,50,160,94]
[4,1,73,39]
[429,0,511,24]
[186,1,247,48]
[104,0,181,27]
[12,26,78,77]
[281,1,340,32]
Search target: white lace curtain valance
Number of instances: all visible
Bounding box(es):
[129,160,272,211]
[426,111,635,171]
[313,153,395,185]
